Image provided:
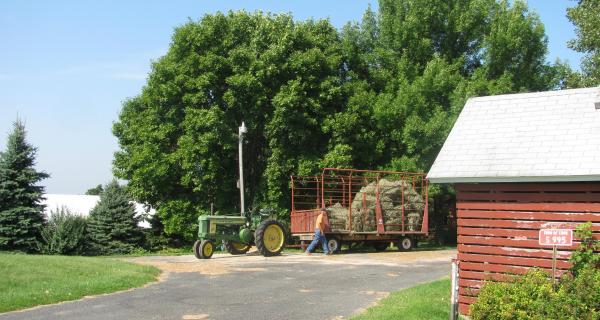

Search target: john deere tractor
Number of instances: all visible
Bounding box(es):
[193,122,287,259]
[193,208,286,259]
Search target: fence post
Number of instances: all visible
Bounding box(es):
[450,258,459,320]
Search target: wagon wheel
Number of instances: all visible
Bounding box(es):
[397,237,414,251]
[194,240,214,259]
[224,241,251,255]
[327,237,341,253]
[255,220,286,257]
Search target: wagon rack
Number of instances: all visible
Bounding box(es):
[290,168,429,252]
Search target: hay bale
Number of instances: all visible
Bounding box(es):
[328,203,348,231]
[350,178,425,232]
[407,212,421,231]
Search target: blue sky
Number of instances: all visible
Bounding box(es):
[0,1,584,194]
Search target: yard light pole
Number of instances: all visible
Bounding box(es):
[238,122,247,216]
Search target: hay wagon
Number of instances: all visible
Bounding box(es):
[290,168,429,252]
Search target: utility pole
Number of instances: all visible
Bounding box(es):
[238,122,247,216]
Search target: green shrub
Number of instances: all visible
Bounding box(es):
[569,222,600,275]
[471,268,600,320]
[471,222,600,320]
[555,267,600,319]
[39,207,87,255]
[470,269,555,320]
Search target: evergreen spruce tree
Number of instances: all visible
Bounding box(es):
[87,181,141,255]
[0,119,49,252]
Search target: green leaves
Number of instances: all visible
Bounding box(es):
[114,12,347,238]
[569,222,600,276]
[87,181,142,255]
[39,207,87,255]
[567,0,600,85]
[113,3,564,240]
[0,120,48,253]
[483,0,549,91]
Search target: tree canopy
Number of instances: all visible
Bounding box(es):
[113,0,569,240]
[85,184,104,196]
[567,0,600,85]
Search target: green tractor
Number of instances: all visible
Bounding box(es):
[193,122,287,259]
[193,208,286,259]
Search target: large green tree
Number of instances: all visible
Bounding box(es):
[568,0,600,85]
[0,120,49,252]
[114,2,564,241]
[113,12,345,240]
[87,181,141,255]
[342,0,562,172]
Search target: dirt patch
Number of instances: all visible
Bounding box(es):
[131,260,231,276]
[182,314,209,320]
[365,249,455,263]
[127,249,456,276]
[127,254,271,276]
[231,267,267,272]
[358,290,388,296]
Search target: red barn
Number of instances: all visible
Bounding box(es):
[427,87,600,316]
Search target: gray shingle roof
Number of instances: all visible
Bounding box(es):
[427,87,600,183]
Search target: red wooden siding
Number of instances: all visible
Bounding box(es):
[455,182,600,316]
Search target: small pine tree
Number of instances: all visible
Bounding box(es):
[0,119,49,252]
[87,181,141,255]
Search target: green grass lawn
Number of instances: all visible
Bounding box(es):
[0,253,160,313]
[352,278,450,320]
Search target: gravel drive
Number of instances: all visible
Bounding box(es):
[0,249,456,320]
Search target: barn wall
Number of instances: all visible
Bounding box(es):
[455,182,600,315]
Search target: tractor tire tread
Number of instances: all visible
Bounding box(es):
[224,241,251,255]
[255,220,286,257]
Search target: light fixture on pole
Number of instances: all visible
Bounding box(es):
[238,122,247,216]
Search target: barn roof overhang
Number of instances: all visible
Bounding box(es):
[429,175,600,184]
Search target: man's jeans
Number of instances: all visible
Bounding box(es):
[306,228,329,254]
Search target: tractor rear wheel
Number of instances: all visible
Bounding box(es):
[255,220,286,257]
[224,241,251,255]
[194,239,214,259]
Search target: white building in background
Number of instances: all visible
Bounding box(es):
[42,194,154,228]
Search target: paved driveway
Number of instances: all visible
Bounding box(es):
[0,250,455,320]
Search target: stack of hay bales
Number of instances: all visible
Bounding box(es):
[327,203,349,231]
[351,178,425,232]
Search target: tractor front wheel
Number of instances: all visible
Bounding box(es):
[194,239,214,259]
[224,241,251,255]
[255,220,286,257]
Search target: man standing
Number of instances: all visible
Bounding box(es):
[306,208,331,255]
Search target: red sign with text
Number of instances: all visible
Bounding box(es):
[539,229,573,246]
